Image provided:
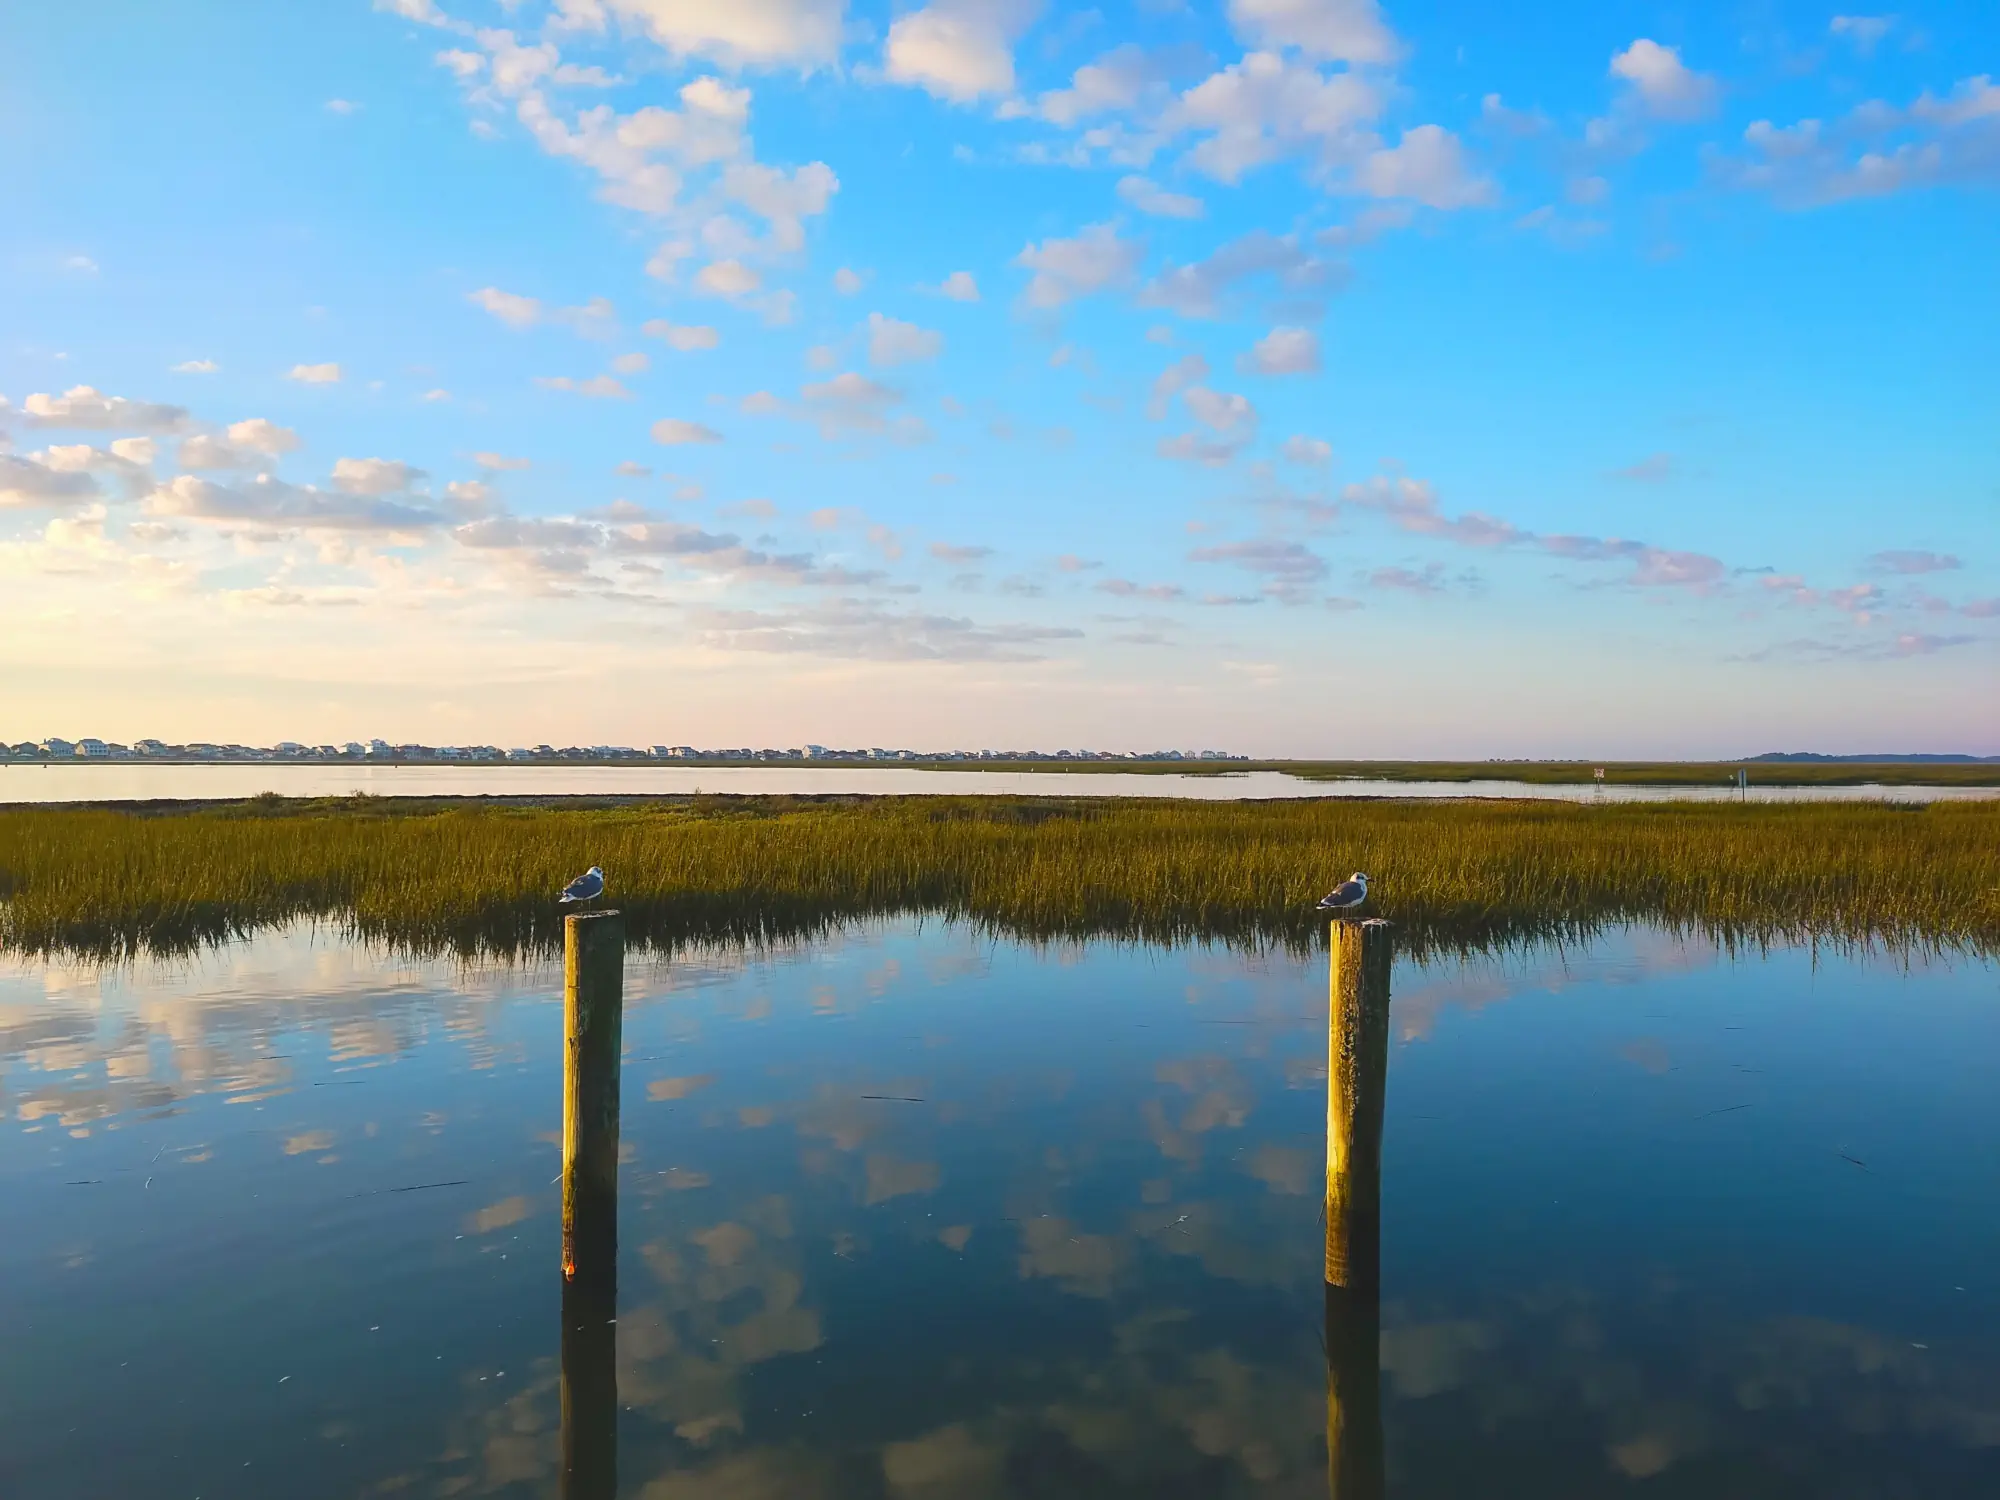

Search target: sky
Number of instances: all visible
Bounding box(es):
[1,0,1995,757]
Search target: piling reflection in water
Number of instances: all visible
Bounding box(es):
[561,1266,618,1500]
[561,911,624,1500]
[1326,918,1391,1500]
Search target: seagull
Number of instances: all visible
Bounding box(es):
[559,865,605,904]
[1316,872,1369,916]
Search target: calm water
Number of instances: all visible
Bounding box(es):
[3,922,1998,1497]
[4,763,1998,806]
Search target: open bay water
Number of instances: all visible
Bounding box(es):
[3,761,1997,803]
[2,921,1997,1497]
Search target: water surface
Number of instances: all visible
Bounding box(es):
[2,922,1997,1496]
[4,761,1995,804]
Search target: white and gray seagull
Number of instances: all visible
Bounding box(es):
[1316,871,1369,915]
[559,865,605,904]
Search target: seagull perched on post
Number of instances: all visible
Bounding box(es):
[559,865,605,904]
[1316,872,1369,916]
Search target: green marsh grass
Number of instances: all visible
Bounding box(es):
[1,795,1995,960]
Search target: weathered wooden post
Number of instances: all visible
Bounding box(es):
[560,910,622,1500]
[1325,916,1390,1500]
[563,910,624,1281]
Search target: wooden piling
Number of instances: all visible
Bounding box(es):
[1325,916,1390,1500]
[560,910,622,1500]
[562,910,623,1284]
[1325,917,1391,1293]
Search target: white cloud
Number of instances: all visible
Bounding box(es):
[466,286,616,335]
[145,473,444,532]
[1282,434,1333,466]
[1226,0,1399,65]
[643,320,721,351]
[436,48,484,78]
[287,363,342,384]
[1830,15,1894,54]
[0,453,100,509]
[1868,549,1960,575]
[375,0,448,23]
[504,73,753,221]
[468,286,543,328]
[938,270,981,301]
[1609,39,1719,121]
[833,266,867,295]
[1184,385,1258,438]
[884,0,1037,105]
[332,457,427,495]
[801,372,921,439]
[325,98,361,115]
[1174,50,1382,183]
[474,452,532,471]
[422,387,451,402]
[1156,433,1243,467]
[169,359,219,375]
[443,479,493,513]
[610,351,650,374]
[1117,175,1205,218]
[1240,326,1321,375]
[231,418,302,457]
[1147,353,1208,420]
[1912,76,2000,129]
[866,312,945,366]
[580,0,846,73]
[1188,539,1329,601]
[652,418,724,445]
[1719,84,2000,207]
[1140,231,1338,319]
[696,258,762,297]
[179,418,301,470]
[1354,125,1495,208]
[930,541,993,563]
[110,437,157,466]
[1015,223,1143,308]
[1033,43,1182,126]
[694,598,1080,662]
[20,386,191,433]
[720,160,839,252]
[535,374,633,398]
[1479,92,1547,137]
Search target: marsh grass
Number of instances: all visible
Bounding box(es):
[1,794,1995,961]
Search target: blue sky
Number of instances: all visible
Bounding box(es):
[2,0,1995,755]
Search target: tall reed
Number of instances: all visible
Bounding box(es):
[1,795,1994,960]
